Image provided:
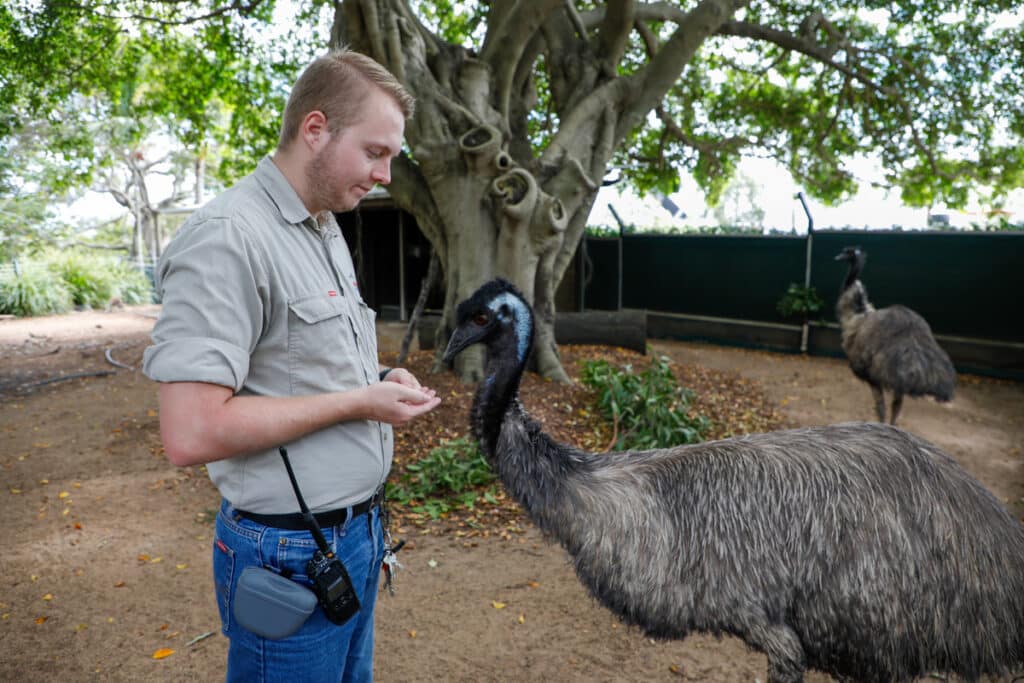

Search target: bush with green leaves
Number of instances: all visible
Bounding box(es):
[105,260,154,304]
[0,265,74,316]
[580,355,709,450]
[46,252,119,308]
[776,283,824,322]
[387,436,498,520]
[0,252,154,315]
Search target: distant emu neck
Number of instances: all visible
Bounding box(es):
[842,256,863,291]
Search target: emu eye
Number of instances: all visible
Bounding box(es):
[473,313,489,326]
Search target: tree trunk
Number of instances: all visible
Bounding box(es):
[337,0,736,381]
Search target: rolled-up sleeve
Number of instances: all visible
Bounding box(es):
[143,216,267,392]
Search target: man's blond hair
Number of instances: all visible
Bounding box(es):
[278,48,415,149]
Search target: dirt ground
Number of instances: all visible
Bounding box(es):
[1,307,1022,682]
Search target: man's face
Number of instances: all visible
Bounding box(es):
[306,88,405,214]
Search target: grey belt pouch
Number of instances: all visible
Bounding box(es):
[233,566,317,639]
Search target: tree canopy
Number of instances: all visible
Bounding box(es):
[2,1,1022,376]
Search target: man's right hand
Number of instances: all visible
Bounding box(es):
[360,381,441,425]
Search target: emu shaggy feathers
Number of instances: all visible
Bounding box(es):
[444,278,1024,683]
[835,246,956,423]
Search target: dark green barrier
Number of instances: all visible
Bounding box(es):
[811,231,1021,342]
[582,231,1024,344]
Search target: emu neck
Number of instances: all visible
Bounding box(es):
[471,319,584,536]
[473,333,528,457]
[841,255,863,292]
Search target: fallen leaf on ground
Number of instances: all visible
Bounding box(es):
[491,601,506,609]
[151,648,174,659]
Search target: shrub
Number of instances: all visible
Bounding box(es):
[387,437,498,519]
[0,266,74,316]
[580,355,709,450]
[776,283,824,321]
[43,252,154,309]
[106,261,155,304]
[46,252,118,308]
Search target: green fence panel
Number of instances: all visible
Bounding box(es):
[580,237,620,310]
[811,231,1023,342]
[581,231,1024,344]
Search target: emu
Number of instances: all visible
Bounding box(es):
[443,278,1024,683]
[835,246,956,425]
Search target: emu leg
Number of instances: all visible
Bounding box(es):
[870,384,886,422]
[889,392,904,425]
[746,624,805,683]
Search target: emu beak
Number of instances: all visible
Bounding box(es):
[443,324,485,363]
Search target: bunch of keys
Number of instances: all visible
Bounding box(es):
[381,527,405,596]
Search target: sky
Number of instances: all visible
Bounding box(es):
[591,156,1024,234]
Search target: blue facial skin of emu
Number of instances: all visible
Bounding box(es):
[490,292,532,365]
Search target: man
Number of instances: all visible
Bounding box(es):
[143,49,440,681]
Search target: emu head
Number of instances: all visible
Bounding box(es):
[442,278,534,367]
[835,245,866,265]
[835,245,867,292]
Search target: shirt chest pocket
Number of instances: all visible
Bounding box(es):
[287,294,365,395]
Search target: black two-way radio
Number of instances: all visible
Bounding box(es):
[279,447,360,626]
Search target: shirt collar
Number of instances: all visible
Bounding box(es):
[253,155,315,227]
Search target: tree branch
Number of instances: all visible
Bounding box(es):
[60,0,268,27]
[386,155,444,247]
[717,20,886,93]
[619,0,748,139]
[717,19,946,178]
[480,0,563,121]
[654,107,749,155]
[596,0,636,77]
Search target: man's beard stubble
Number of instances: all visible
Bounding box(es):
[305,143,354,216]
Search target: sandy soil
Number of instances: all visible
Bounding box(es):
[0,307,1021,682]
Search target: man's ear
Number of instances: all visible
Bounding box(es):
[301,110,328,149]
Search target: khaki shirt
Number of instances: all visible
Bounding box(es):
[143,156,393,513]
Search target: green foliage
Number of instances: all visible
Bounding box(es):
[579,356,709,451]
[3,0,1024,265]
[46,252,118,308]
[611,3,1024,212]
[387,437,497,519]
[0,265,73,316]
[0,252,153,314]
[776,283,825,321]
[106,260,155,304]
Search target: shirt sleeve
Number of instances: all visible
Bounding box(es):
[143,216,268,392]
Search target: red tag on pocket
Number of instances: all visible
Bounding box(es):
[216,539,229,554]
[328,290,338,297]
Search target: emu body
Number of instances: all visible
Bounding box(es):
[835,246,956,424]
[445,278,1024,683]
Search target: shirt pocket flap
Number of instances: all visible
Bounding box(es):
[288,294,347,324]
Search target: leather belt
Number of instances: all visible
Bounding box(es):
[235,485,384,531]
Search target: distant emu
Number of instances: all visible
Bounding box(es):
[834,246,956,424]
[444,278,1024,683]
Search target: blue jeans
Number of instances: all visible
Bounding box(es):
[213,499,385,682]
